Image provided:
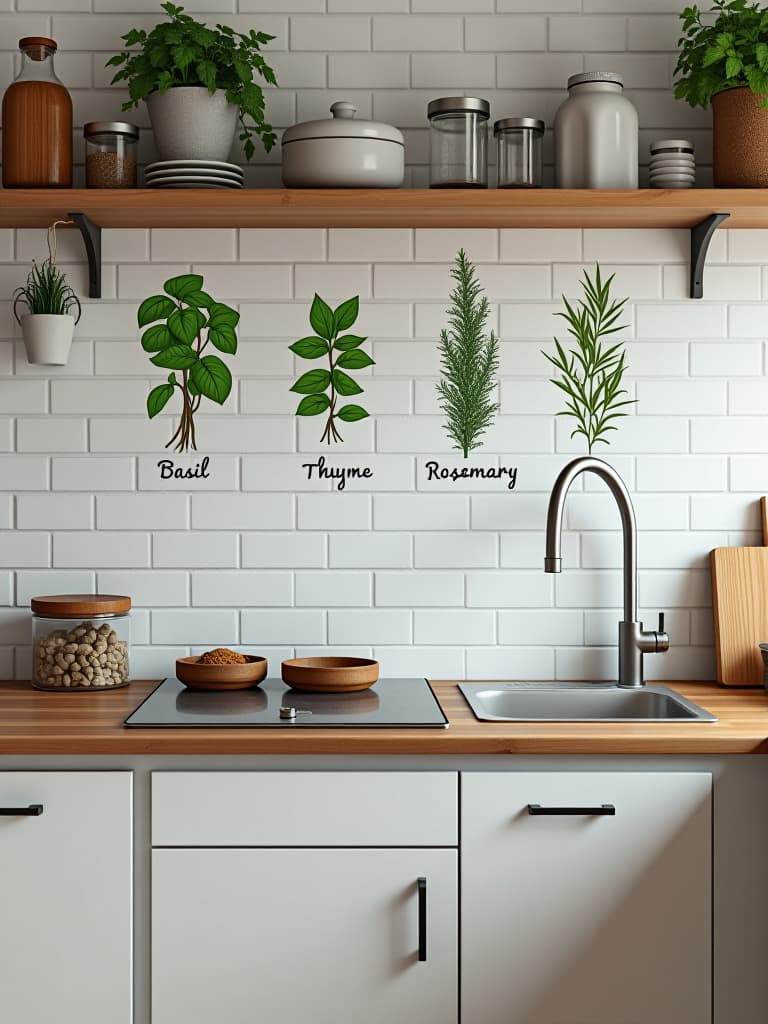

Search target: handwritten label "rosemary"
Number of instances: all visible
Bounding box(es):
[425,460,518,490]
[303,455,373,491]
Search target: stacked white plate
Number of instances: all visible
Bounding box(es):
[145,159,244,189]
[649,139,695,189]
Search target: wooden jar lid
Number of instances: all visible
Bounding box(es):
[30,594,131,617]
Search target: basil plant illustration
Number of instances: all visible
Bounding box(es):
[138,273,239,453]
[290,293,374,444]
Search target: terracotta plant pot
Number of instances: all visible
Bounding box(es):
[712,87,768,187]
[146,87,238,162]
[20,313,75,366]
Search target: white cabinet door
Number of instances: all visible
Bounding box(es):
[462,772,711,1024]
[152,848,457,1024]
[0,772,133,1024]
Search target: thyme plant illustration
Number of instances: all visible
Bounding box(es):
[138,273,239,453]
[543,264,634,454]
[436,249,499,458]
[290,294,374,444]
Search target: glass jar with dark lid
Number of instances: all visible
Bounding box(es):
[84,122,139,188]
[428,96,490,188]
[494,117,544,188]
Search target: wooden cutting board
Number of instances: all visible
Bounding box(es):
[711,545,768,686]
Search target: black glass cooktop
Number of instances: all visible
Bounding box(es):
[124,677,448,728]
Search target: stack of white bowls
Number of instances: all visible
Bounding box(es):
[648,139,695,189]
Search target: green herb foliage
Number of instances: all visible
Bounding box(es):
[139,273,239,453]
[436,249,499,459]
[107,2,277,159]
[543,265,634,455]
[675,0,768,109]
[290,294,374,444]
[13,259,81,322]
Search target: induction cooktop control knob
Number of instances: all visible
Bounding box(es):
[279,706,313,720]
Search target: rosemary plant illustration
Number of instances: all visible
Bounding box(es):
[290,293,374,444]
[542,264,634,454]
[436,249,499,458]
[138,273,239,453]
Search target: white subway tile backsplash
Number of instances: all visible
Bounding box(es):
[53,457,133,492]
[636,455,727,492]
[466,571,552,608]
[154,532,238,569]
[730,456,768,492]
[296,571,371,606]
[0,456,49,491]
[690,493,762,531]
[152,610,238,646]
[374,494,468,530]
[0,533,49,569]
[690,342,762,377]
[17,494,92,530]
[15,571,95,607]
[193,571,292,607]
[98,571,188,608]
[549,15,626,51]
[329,532,411,568]
[466,646,554,680]
[243,532,326,568]
[375,571,464,606]
[415,609,494,644]
[17,418,87,453]
[53,532,149,569]
[329,609,410,645]
[241,609,325,645]
[499,609,583,646]
[414,532,497,568]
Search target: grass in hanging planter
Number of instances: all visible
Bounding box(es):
[543,264,634,455]
[13,259,82,323]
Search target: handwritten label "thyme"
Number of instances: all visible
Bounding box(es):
[303,455,373,491]
[425,460,518,490]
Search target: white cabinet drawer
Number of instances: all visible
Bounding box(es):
[152,771,458,847]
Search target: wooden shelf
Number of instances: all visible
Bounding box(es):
[0,187,765,230]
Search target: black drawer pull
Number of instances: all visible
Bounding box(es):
[0,804,43,817]
[417,877,427,962]
[528,803,615,816]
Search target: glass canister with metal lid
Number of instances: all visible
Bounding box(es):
[84,122,139,188]
[428,96,490,188]
[31,594,131,690]
[494,117,544,188]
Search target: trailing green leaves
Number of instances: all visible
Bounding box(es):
[542,264,634,454]
[436,249,499,459]
[107,2,278,159]
[675,1,768,109]
[138,271,240,452]
[289,293,374,444]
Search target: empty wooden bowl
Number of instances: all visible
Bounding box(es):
[281,657,379,693]
[176,655,268,691]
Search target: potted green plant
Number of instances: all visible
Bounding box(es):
[13,258,81,366]
[107,2,277,162]
[675,0,768,186]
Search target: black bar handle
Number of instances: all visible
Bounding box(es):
[417,877,427,962]
[0,804,43,816]
[528,803,615,816]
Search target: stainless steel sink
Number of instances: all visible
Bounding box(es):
[459,683,717,722]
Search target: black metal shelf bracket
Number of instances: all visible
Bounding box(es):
[690,212,729,299]
[68,212,102,299]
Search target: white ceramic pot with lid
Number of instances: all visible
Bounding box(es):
[281,101,405,188]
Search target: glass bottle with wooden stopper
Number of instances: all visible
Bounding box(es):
[2,37,73,188]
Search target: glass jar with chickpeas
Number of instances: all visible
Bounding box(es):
[31,594,131,691]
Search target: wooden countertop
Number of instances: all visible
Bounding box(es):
[0,679,767,755]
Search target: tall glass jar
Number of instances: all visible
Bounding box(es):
[2,37,72,188]
[554,72,638,189]
[495,117,544,188]
[84,122,139,188]
[428,97,490,188]
[31,594,131,691]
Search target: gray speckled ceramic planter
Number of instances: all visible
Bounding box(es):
[146,87,238,162]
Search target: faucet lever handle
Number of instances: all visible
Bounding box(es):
[658,612,665,634]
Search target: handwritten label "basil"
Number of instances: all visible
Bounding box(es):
[157,456,211,480]
[425,460,518,490]
[303,455,373,491]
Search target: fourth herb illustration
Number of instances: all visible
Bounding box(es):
[290,294,374,444]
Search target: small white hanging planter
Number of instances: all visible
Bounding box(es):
[19,313,76,366]
[13,219,82,367]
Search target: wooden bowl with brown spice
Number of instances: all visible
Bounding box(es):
[176,649,268,691]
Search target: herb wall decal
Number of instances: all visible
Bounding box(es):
[138,273,239,453]
[542,264,634,454]
[436,249,499,458]
[290,293,374,444]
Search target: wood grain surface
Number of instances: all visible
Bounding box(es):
[0,679,766,755]
[0,188,764,230]
[711,546,768,686]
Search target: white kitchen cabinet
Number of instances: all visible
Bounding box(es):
[152,848,458,1024]
[151,771,458,1024]
[0,771,133,1024]
[462,771,711,1024]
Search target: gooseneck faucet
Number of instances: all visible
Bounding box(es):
[544,456,669,688]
